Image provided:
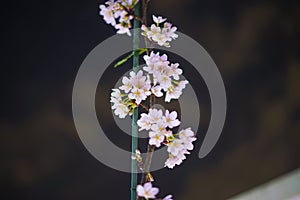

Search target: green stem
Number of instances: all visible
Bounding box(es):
[131,2,140,200]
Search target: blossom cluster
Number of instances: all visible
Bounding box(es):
[137,109,196,169]
[165,128,196,169]
[99,2,178,47]
[137,109,180,147]
[102,2,197,198]
[110,89,134,118]
[142,15,178,47]
[99,0,139,36]
[137,182,173,200]
[110,51,189,118]
[143,51,189,102]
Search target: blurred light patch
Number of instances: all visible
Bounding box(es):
[229,168,300,200]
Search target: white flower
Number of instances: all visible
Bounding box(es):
[164,150,187,169]
[165,86,182,102]
[99,0,139,36]
[153,15,166,24]
[115,23,131,36]
[112,102,129,118]
[119,76,132,93]
[152,32,169,47]
[164,110,180,128]
[150,120,167,133]
[110,89,122,103]
[149,131,165,147]
[137,113,151,131]
[169,63,182,80]
[151,85,163,97]
[164,128,196,168]
[163,22,178,40]
[177,80,189,90]
[142,51,189,102]
[143,52,169,76]
[110,89,130,118]
[136,182,159,199]
[128,88,148,105]
[165,80,188,102]
[179,128,197,151]
[148,109,163,124]
[157,74,172,91]
[123,70,151,104]
[167,138,184,156]
[163,195,173,200]
[130,71,151,91]
[99,5,116,26]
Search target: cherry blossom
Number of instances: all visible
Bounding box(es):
[153,15,167,24]
[119,70,151,105]
[103,3,197,198]
[141,15,178,47]
[149,131,165,147]
[136,182,159,199]
[99,0,139,36]
[165,128,196,169]
[164,110,180,128]
[143,51,189,101]
[110,89,131,118]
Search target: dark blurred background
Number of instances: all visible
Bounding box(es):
[1,0,300,199]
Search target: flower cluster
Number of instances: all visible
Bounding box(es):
[137,182,173,200]
[165,128,196,169]
[120,70,151,104]
[110,89,136,118]
[110,52,188,114]
[143,51,189,102]
[141,15,178,47]
[137,109,196,169]
[102,2,197,198]
[99,0,139,36]
[137,109,180,147]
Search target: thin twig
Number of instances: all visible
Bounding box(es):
[139,103,149,111]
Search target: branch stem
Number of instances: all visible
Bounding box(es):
[131,2,140,200]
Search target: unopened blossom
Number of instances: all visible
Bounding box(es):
[163,194,173,200]
[136,182,159,199]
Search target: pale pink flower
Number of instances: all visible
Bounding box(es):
[152,15,167,24]
[164,110,180,128]
[149,131,165,147]
[136,182,159,199]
